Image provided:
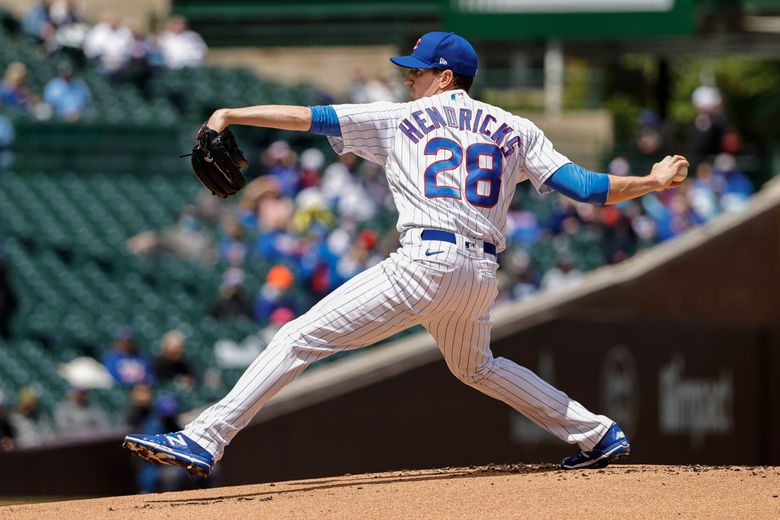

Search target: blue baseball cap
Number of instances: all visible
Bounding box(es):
[390,32,478,78]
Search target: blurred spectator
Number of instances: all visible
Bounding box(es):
[500,249,537,302]
[292,187,334,236]
[48,0,81,27]
[321,153,378,221]
[209,267,254,321]
[299,148,325,189]
[125,383,153,430]
[349,67,404,103]
[256,191,295,235]
[0,391,15,452]
[333,229,381,286]
[254,264,297,323]
[607,156,631,177]
[21,0,55,42]
[687,161,721,221]
[127,208,213,261]
[217,217,247,266]
[690,84,727,157]
[0,62,34,113]
[262,140,300,197]
[45,2,89,59]
[507,209,541,246]
[260,307,295,344]
[511,266,538,301]
[599,203,638,264]
[0,245,18,338]
[349,67,370,104]
[156,208,213,260]
[83,12,133,75]
[363,74,399,103]
[714,153,754,213]
[116,24,162,96]
[236,175,282,228]
[253,196,300,265]
[9,386,54,448]
[215,333,266,369]
[54,386,108,435]
[157,16,207,69]
[0,114,14,171]
[153,330,196,390]
[102,327,153,386]
[720,126,742,156]
[43,62,91,120]
[635,109,663,157]
[360,160,393,211]
[193,188,233,226]
[540,255,583,292]
[629,203,659,246]
[662,192,701,239]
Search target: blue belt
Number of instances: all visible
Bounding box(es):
[421,229,496,256]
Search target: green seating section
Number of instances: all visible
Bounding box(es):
[151,66,322,121]
[0,169,396,422]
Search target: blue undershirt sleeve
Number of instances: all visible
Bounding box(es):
[309,105,342,137]
[544,162,610,205]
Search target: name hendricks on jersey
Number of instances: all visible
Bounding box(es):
[398,105,521,158]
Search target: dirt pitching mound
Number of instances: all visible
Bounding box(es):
[3,464,779,519]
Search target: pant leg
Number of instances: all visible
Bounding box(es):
[184,250,430,461]
[424,261,612,451]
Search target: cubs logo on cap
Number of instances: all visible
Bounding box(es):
[390,32,478,78]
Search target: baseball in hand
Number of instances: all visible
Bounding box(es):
[673,166,688,183]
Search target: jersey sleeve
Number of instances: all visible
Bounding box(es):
[327,101,409,166]
[515,118,571,193]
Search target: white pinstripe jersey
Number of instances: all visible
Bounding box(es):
[327,90,570,252]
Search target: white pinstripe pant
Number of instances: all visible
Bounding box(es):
[184,232,612,461]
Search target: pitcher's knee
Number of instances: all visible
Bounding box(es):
[265,322,334,363]
[448,358,495,387]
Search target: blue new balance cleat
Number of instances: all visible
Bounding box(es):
[560,423,631,470]
[123,432,214,478]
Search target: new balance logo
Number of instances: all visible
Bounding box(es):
[168,434,188,448]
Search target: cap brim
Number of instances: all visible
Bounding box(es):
[390,55,435,70]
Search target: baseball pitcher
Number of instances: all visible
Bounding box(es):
[125,32,689,476]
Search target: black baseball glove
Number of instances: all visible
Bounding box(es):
[190,123,248,198]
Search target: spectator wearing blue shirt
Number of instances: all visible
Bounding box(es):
[102,327,153,386]
[688,161,722,222]
[0,115,14,172]
[43,63,91,120]
[714,153,753,196]
[0,62,34,114]
[21,1,55,42]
